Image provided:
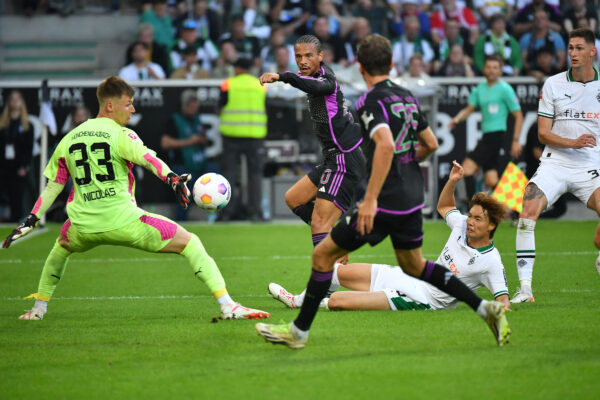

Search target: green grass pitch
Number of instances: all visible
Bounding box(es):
[1,220,599,399]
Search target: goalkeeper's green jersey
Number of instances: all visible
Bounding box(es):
[45,117,172,233]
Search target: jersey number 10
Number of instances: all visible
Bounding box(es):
[68,142,116,186]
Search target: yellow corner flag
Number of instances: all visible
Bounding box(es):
[492,162,529,213]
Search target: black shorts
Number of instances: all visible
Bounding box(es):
[330,207,423,251]
[308,147,366,212]
[467,131,504,172]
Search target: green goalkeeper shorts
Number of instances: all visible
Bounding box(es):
[59,210,180,253]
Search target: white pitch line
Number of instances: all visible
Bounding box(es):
[2,288,594,302]
[1,251,598,266]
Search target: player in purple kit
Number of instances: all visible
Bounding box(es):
[259,35,366,253]
[255,34,510,349]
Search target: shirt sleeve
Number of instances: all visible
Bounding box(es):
[504,83,521,112]
[278,71,336,95]
[116,128,173,182]
[444,209,466,230]
[468,85,479,107]
[481,254,509,298]
[538,78,555,118]
[43,137,69,183]
[356,93,390,138]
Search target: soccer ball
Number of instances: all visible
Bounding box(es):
[193,173,231,211]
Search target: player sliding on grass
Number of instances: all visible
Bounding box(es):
[269,161,511,313]
[259,35,366,257]
[2,76,269,321]
[256,34,510,349]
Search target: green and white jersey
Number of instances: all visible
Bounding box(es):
[538,68,600,167]
[468,80,521,134]
[45,117,170,233]
[427,209,509,310]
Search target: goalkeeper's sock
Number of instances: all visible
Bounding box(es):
[292,201,314,226]
[312,232,328,247]
[34,300,47,313]
[182,234,228,301]
[34,240,71,300]
[216,293,234,305]
[293,269,332,331]
[516,218,536,286]
[419,260,482,312]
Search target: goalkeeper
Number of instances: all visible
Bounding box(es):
[2,76,269,321]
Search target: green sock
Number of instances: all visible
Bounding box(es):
[28,240,71,301]
[181,234,227,299]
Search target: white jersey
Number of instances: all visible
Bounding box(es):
[428,209,508,309]
[538,68,600,167]
[372,209,509,310]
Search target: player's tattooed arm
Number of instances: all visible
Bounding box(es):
[523,183,545,201]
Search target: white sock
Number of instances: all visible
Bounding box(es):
[476,299,489,319]
[519,279,532,293]
[217,293,235,305]
[290,321,309,339]
[326,263,341,296]
[34,300,47,313]
[516,218,536,284]
[295,289,306,307]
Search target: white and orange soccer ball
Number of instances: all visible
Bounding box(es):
[193,173,231,211]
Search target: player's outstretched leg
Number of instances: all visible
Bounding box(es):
[19,240,71,321]
[180,233,269,319]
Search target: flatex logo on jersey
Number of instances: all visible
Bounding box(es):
[562,109,600,119]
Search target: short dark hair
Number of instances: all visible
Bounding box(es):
[569,27,596,44]
[489,13,506,25]
[97,76,135,105]
[357,34,392,76]
[295,35,322,53]
[469,192,507,239]
[485,53,504,66]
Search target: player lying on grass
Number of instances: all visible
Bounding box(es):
[2,76,269,321]
[269,161,510,312]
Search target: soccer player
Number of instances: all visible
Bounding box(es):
[255,35,510,349]
[269,161,511,312]
[2,76,269,321]
[449,54,523,191]
[513,28,600,302]
[258,35,366,253]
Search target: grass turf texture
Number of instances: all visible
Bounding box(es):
[1,220,599,399]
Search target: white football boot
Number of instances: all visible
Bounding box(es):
[19,308,45,320]
[510,286,535,303]
[268,283,299,308]
[220,303,270,320]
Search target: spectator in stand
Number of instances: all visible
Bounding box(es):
[212,40,238,79]
[140,0,175,49]
[261,24,296,73]
[352,0,388,36]
[389,0,431,40]
[513,0,562,38]
[173,0,220,43]
[473,13,522,76]
[563,0,597,35]
[271,45,296,74]
[268,0,311,37]
[392,16,435,75]
[236,0,272,40]
[344,17,372,64]
[171,19,219,72]
[62,104,91,136]
[388,0,431,14]
[436,43,475,77]
[519,9,566,73]
[161,89,214,221]
[306,0,341,36]
[430,0,480,46]
[0,90,34,222]
[170,45,211,79]
[311,16,348,66]
[474,0,515,29]
[126,23,171,77]
[219,13,262,73]
[119,42,166,81]
[433,19,473,73]
[404,53,431,80]
[321,43,343,73]
[527,45,561,82]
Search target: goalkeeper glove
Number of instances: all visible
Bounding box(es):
[166,173,192,209]
[2,214,40,249]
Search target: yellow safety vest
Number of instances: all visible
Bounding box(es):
[220,73,267,138]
